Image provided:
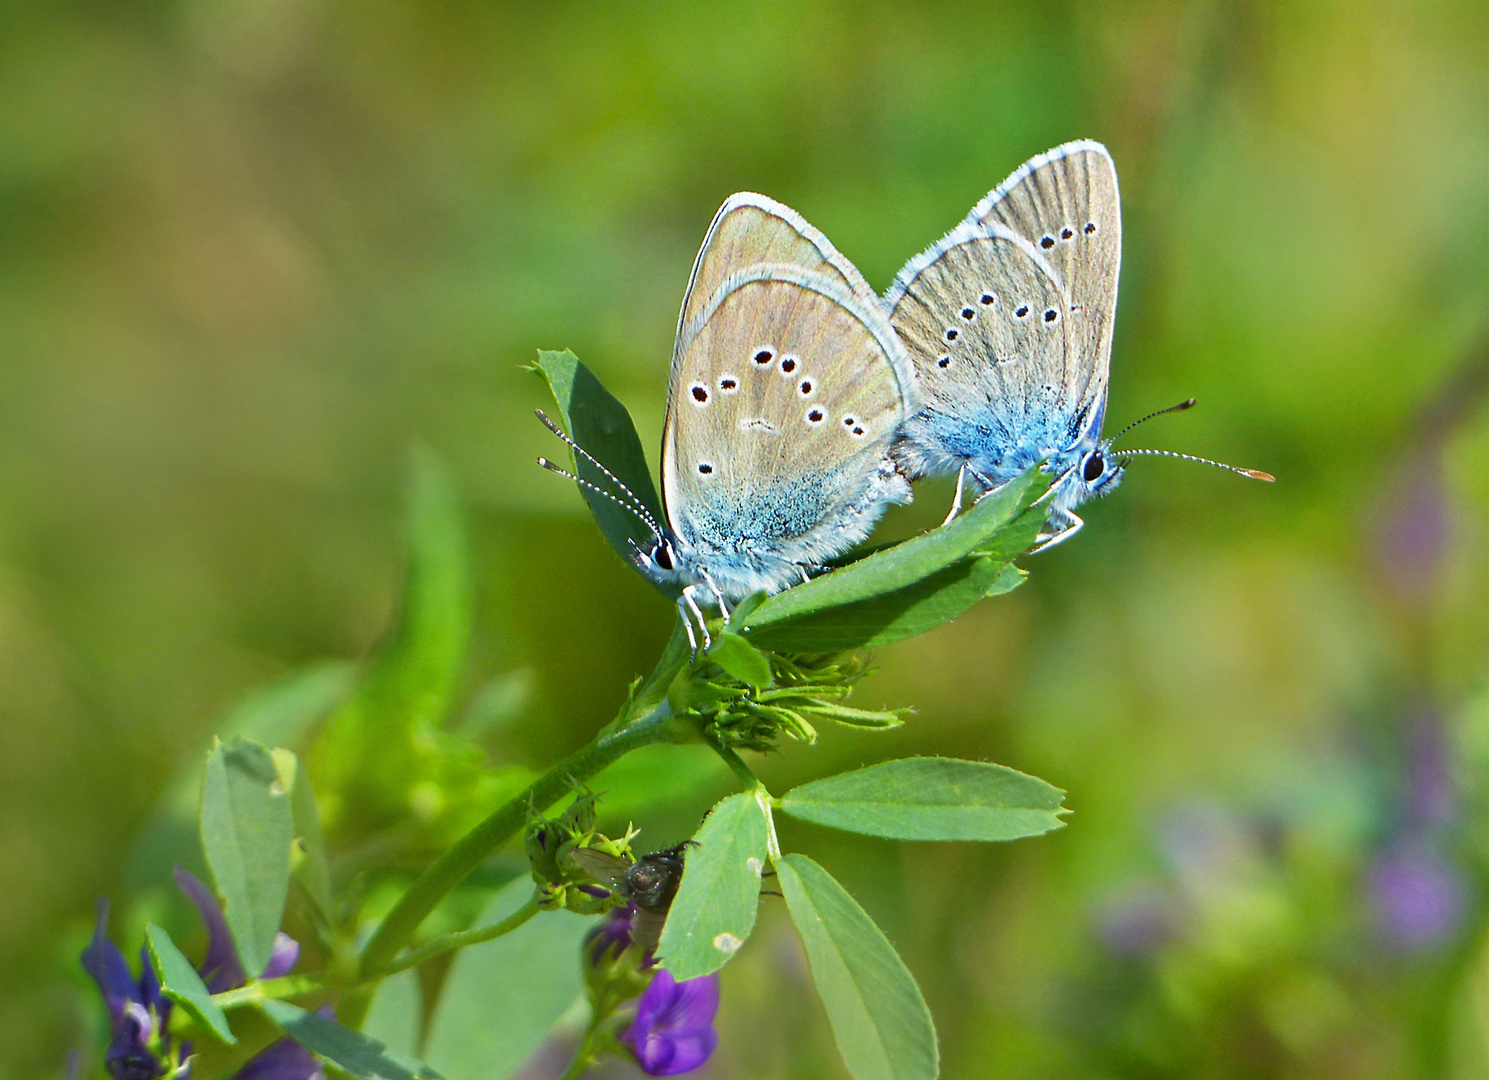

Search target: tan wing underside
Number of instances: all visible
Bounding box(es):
[677,197,876,354]
[664,276,901,549]
[975,147,1121,412]
[889,234,1073,424]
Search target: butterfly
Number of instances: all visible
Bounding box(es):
[542,193,919,651]
[883,140,1271,550]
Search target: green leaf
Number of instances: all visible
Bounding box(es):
[270,749,334,925]
[530,349,665,568]
[741,469,1045,648]
[984,563,1027,597]
[311,446,472,831]
[706,632,773,688]
[423,877,591,1080]
[124,662,353,892]
[362,969,424,1064]
[657,791,770,981]
[779,757,1067,841]
[745,555,1008,653]
[260,1001,443,1080]
[144,923,235,1044]
[200,737,294,976]
[777,854,938,1080]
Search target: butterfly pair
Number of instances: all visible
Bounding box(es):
[543,141,1271,652]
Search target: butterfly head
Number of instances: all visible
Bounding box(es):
[634,532,687,586]
[1078,444,1125,498]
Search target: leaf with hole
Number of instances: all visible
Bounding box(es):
[200,737,294,977]
[657,792,770,981]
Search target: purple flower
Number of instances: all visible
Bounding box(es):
[82,871,317,1080]
[584,904,635,968]
[622,969,719,1076]
[171,868,321,1079]
[234,1026,326,1080]
[173,868,299,991]
[80,898,179,1080]
[1369,843,1466,950]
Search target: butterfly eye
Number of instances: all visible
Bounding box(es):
[1083,453,1105,483]
[653,544,674,571]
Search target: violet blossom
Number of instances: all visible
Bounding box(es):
[621,969,720,1076]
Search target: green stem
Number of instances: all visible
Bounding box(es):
[212,973,328,1010]
[358,706,674,980]
[374,893,541,977]
[701,728,760,789]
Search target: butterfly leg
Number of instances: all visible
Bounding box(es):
[941,463,968,526]
[701,569,731,626]
[680,585,713,654]
[675,594,700,657]
[1029,508,1084,554]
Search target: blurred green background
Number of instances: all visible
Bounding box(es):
[3,1,1486,1077]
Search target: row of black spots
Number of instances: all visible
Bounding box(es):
[1038,221,1099,249]
[841,415,868,438]
[1009,304,1061,325]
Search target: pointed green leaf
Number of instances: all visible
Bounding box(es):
[744,554,1007,653]
[706,632,773,689]
[657,792,770,980]
[145,923,235,1044]
[984,563,1027,597]
[424,877,591,1080]
[200,737,293,976]
[530,349,665,568]
[744,470,1048,640]
[270,749,334,924]
[125,662,353,893]
[260,1001,443,1080]
[777,854,937,1080]
[779,757,1067,841]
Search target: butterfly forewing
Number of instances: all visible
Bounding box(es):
[676,194,878,359]
[972,141,1121,420]
[664,266,908,558]
[887,223,1073,473]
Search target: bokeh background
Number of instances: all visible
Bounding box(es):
[3,1,1487,1077]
